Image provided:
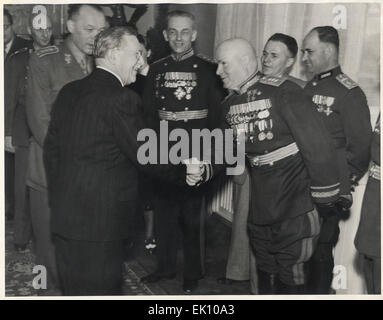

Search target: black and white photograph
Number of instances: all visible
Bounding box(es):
[1,0,381,299]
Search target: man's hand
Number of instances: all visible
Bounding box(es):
[183,158,205,187]
[335,194,353,211]
[4,136,15,153]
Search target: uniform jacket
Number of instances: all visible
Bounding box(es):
[4,47,32,145]
[221,73,340,225]
[303,66,372,194]
[43,68,186,241]
[354,115,380,257]
[4,36,33,140]
[142,49,225,196]
[26,38,89,192]
[4,36,33,63]
[142,49,225,134]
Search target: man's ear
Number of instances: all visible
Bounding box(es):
[67,19,75,34]
[241,55,250,69]
[106,47,117,65]
[286,57,295,69]
[324,43,334,59]
[191,29,197,42]
[163,30,168,42]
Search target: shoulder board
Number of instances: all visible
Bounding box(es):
[12,47,30,56]
[35,45,59,58]
[152,55,171,65]
[336,74,358,90]
[259,75,286,87]
[196,53,215,64]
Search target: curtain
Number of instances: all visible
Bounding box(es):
[214,3,380,294]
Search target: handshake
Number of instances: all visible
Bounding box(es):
[182,158,209,187]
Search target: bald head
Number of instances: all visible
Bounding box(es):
[215,38,258,90]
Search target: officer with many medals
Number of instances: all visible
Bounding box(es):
[214,38,340,294]
[301,26,372,294]
[141,10,225,293]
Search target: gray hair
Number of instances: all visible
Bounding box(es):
[93,26,137,59]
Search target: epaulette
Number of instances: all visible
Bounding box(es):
[259,75,286,87]
[197,53,216,64]
[336,74,358,90]
[12,47,30,56]
[35,45,59,58]
[152,55,171,65]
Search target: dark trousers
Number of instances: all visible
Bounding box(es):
[154,188,204,281]
[14,146,32,245]
[29,188,58,289]
[248,209,320,287]
[362,254,381,294]
[53,234,124,296]
[5,151,15,218]
[306,207,341,294]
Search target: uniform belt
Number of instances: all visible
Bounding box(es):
[158,109,208,121]
[369,162,380,180]
[247,142,299,167]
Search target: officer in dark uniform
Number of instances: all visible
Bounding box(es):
[302,26,372,294]
[141,10,225,293]
[4,8,33,221]
[354,114,380,294]
[4,11,53,252]
[214,38,340,294]
[26,4,106,292]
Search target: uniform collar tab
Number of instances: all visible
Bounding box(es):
[236,72,261,95]
[315,65,341,81]
[171,48,194,62]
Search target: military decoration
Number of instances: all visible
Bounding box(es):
[226,98,274,143]
[161,71,198,101]
[312,95,335,116]
[64,54,72,64]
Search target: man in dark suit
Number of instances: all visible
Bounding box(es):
[3,9,33,62]
[43,26,188,295]
[4,8,33,220]
[26,4,106,293]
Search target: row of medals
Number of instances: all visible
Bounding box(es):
[162,80,198,101]
[227,108,274,142]
[312,95,334,115]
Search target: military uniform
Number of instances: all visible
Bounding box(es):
[221,72,340,292]
[142,48,225,282]
[4,36,33,221]
[303,66,372,294]
[354,115,380,294]
[4,47,34,247]
[26,38,92,290]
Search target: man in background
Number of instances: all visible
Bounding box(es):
[4,9,53,252]
[261,33,305,88]
[4,8,33,221]
[302,26,372,294]
[141,10,225,293]
[26,4,106,293]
